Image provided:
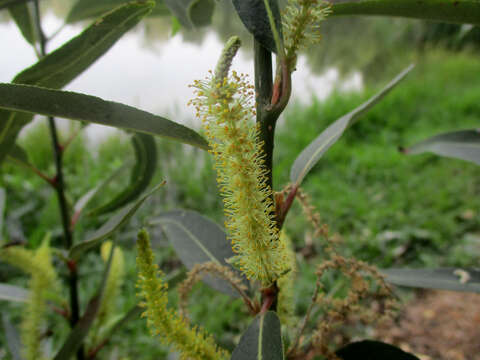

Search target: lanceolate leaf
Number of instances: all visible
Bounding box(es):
[290,64,414,186]
[8,1,36,45]
[164,0,215,28]
[0,1,155,164]
[330,0,480,26]
[90,133,158,215]
[66,0,169,23]
[232,0,282,53]
[150,209,246,297]
[0,283,29,302]
[54,244,115,360]
[402,129,480,165]
[0,0,30,10]
[7,144,29,163]
[69,182,164,260]
[2,313,24,360]
[231,311,283,360]
[0,83,209,150]
[382,268,480,293]
[336,340,419,360]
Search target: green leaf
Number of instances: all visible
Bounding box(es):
[290,64,414,186]
[0,83,209,150]
[0,1,155,164]
[66,0,169,23]
[2,313,24,360]
[0,0,29,10]
[0,283,29,302]
[336,340,419,360]
[90,133,158,215]
[6,144,29,163]
[8,2,36,45]
[402,129,480,165]
[231,311,283,360]
[71,163,129,227]
[54,243,116,360]
[330,0,480,26]
[232,0,282,53]
[0,188,5,234]
[69,182,164,260]
[164,0,215,28]
[150,209,246,297]
[382,268,480,293]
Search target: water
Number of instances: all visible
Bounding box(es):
[2,2,419,143]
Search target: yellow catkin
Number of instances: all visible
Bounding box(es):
[135,230,228,360]
[189,36,289,286]
[0,237,57,360]
[277,231,297,326]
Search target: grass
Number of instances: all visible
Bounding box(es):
[1,50,480,359]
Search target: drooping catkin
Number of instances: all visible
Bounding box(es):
[135,229,228,360]
[189,36,289,286]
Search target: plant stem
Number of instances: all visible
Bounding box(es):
[33,1,84,359]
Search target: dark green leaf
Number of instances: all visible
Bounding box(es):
[231,311,283,360]
[90,133,158,215]
[8,2,36,45]
[0,1,155,164]
[150,209,246,297]
[0,283,29,302]
[330,0,480,26]
[0,188,5,234]
[6,144,29,163]
[164,0,215,28]
[402,129,480,165]
[69,182,164,260]
[2,313,24,360]
[0,0,29,10]
[232,0,282,53]
[0,83,208,150]
[66,0,168,23]
[336,340,420,360]
[54,243,116,360]
[290,64,414,186]
[71,163,129,227]
[382,268,480,293]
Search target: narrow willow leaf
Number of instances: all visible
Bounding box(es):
[0,83,209,150]
[8,2,36,45]
[90,133,158,215]
[7,144,29,163]
[2,313,24,360]
[66,0,169,23]
[382,268,480,293]
[0,1,155,164]
[0,283,29,302]
[71,163,129,227]
[402,129,480,165]
[0,0,29,10]
[231,311,283,360]
[0,188,5,234]
[164,0,215,28]
[69,182,164,260]
[54,244,115,360]
[150,209,246,297]
[232,0,282,53]
[330,0,480,26]
[290,64,414,186]
[336,340,420,360]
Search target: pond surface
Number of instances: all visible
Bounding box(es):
[1,1,417,142]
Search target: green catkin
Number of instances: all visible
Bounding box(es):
[283,0,331,70]
[135,230,228,360]
[189,36,289,286]
[0,237,58,360]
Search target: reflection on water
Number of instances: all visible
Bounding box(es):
[1,0,419,141]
